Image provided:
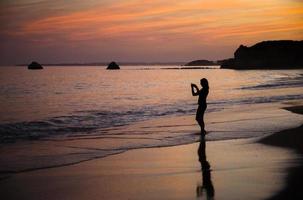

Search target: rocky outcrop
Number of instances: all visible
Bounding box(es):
[106,61,120,70]
[221,40,303,69]
[28,61,43,70]
[185,59,216,66]
[217,58,235,68]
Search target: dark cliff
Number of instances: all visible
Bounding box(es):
[221,40,303,69]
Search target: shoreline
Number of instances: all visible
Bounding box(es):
[258,105,303,200]
[0,105,302,199]
[1,102,302,176]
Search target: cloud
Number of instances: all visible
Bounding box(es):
[0,0,302,64]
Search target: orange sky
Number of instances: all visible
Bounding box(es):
[0,0,302,64]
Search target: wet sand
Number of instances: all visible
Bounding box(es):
[1,105,303,200]
[0,138,298,200]
[259,105,303,200]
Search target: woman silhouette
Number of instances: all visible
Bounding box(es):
[191,78,209,135]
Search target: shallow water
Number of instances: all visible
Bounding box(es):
[0,66,303,172]
[1,66,303,140]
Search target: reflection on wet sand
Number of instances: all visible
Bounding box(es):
[196,136,215,199]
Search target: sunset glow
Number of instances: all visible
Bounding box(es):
[0,0,302,64]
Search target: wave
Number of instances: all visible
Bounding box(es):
[211,94,303,106]
[240,74,303,90]
[0,103,198,143]
[1,92,303,143]
[2,105,302,175]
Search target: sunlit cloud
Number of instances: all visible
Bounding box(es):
[0,0,302,64]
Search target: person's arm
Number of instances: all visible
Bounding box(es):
[191,83,199,96]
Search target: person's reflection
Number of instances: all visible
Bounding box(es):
[196,135,215,199]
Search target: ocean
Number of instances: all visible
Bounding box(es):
[1,66,303,172]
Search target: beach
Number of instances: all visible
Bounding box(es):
[259,105,303,200]
[0,105,302,200]
[1,67,303,199]
[1,0,303,199]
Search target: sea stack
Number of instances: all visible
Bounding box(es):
[28,61,43,70]
[106,61,120,70]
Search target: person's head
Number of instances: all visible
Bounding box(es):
[200,78,209,88]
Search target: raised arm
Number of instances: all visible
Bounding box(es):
[191,83,199,96]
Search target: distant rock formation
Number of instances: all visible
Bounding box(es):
[185,59,216,66]
[106,61,120,70]
[28,61,43,70]
[217,58,235,68]
[221,40,303,69]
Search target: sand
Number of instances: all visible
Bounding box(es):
[0,139,299,200]
[1,105,302,200]
[259,105,303,200]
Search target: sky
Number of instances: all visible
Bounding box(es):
[0,0,302,65]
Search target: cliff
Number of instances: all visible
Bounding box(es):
[221,40,303,69]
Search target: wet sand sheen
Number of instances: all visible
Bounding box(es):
[1,105,303,199]
[0,138,298,200]
[259,105,303,200]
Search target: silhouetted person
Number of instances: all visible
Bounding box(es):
[196,136,215,199]
[191,78,209,135]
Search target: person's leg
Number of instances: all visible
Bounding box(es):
[196,106,206,135]
[198,110,206,135]
[198,120,206,135]
[196,118,204,134]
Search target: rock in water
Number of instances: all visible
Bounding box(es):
[107,62,120,70]
[28,61,43,70]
